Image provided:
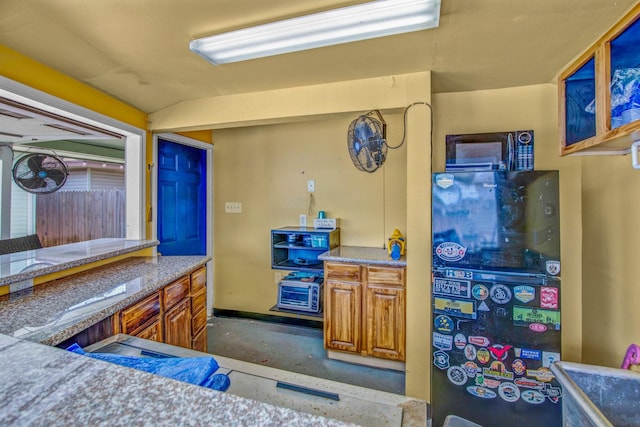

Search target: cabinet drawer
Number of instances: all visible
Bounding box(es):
[121,292,161,335]
[164,276,190,310]
[135,320,162,342]
[325,262,361,281]
[192,304,207,335]
[191,266,206,295]
[191,288,206,313]
[366,266,405,287]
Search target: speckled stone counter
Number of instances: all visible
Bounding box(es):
[0,238,158,287]
[0,334,353,427]
[0,255,208,345]
[318,246,406,267]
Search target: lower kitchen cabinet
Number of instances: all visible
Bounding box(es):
[190,266,208,352]
[135,320,162,342]
[324,262,405,363]
[164,299,192,348]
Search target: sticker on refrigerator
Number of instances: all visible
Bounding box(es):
[490,284,512,304]
[542,352,561,368]
[435,242,467,262]
[521,390,545,405]
[488,344,512,361]
[540,287,559,309]
[434,297,476,319]
[546,260,560,276]
[454,333,467,349]
[468,336,490,347]
[462,361,481,378]
[433,350,450,370]
[466,386,497,399]
[515,347,542,360]
[434,315,455,334]
[483,361,514,381]
[472,284,490,300]
[477,348,491,364]
[435,173,455,189]
[544,383,562,404]
[433,332,454,351]
[529,323,548,333]
[498,382,521,403]
[513,306,561,329]
[477,301,490,312]
[512,359,527,376]
[447,366,468,386]
[464,344,477,361]
[526,367,555,382]
[515,377,544,390]
[446,269,473,279]
[514,285,536,304]
[433,278,471,298]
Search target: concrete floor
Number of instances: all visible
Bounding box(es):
[207,315,405,395]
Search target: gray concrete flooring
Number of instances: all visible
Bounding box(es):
[207,315,405,395]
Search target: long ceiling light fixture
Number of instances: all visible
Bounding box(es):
[189,0,441,65]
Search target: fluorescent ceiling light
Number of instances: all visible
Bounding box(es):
[189,0,441,65]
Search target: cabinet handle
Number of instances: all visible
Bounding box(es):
[632,141,640,169]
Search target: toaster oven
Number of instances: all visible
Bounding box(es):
[277,277,323,313]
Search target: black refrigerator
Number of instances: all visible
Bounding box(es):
[431,170,562,427]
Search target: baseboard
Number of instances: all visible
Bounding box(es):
[327,350,406,372]
[212,308,323,329]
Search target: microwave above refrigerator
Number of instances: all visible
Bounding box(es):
[445,130,534,172]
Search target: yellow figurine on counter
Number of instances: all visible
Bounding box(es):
[387,228,406,260]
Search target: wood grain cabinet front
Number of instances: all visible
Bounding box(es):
[164,298,192,349]
[190,266,208,352]
[120,292,161,337]
[324,262,406,362]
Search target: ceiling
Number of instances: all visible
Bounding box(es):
[0,0,638,118]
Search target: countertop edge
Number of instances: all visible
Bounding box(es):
[318,246,407,267]
[0,239,159,286]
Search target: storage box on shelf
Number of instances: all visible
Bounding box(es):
[271,227,340,272]
[560,3,640,155]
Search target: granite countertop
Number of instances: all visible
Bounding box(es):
[0,255,209,345]
[0,334,353,427]
[0,238,158,287]
[319,246,407,267]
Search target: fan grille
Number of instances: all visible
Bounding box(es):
[347,113,387,173]
[12,153,68,194]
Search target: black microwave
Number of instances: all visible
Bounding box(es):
[445,130,534,172]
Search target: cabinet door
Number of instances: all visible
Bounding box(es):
[324,280,361,353]
[192,327,208,353]
[164,299,192,349]
[365,284,405,361]
[135,320,163,343]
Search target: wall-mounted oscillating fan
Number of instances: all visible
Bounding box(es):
[12,153,68,194]
[347,110,388,173]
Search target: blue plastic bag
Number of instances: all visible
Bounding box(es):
[67,343,230,391]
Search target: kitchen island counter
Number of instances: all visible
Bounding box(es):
[0,333,352,427]
[319,245,406,267]
[0,255,209,346]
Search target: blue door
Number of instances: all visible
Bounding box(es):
[157,138,207,255]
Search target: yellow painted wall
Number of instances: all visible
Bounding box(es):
[581,154,640,367]
[213,113,408,314]
[432,84,584,366]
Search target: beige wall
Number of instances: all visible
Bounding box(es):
[581,154,640,366]
[212,113,407,310]
[432,84,584,366]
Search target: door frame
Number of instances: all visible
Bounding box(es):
[152,133,214,313]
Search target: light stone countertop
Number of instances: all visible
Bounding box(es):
[0,334,354,427]
[318,245,407,267]
[0,238,158,286]
[0,255,208,345]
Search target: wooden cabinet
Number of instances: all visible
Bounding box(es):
[560,3,640,155]
[120,292,162,337]
[117,265,207,351]
[164,299,192,348]
[365,267,405,361]
[190,266,208,352]
[324,262,405,363]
